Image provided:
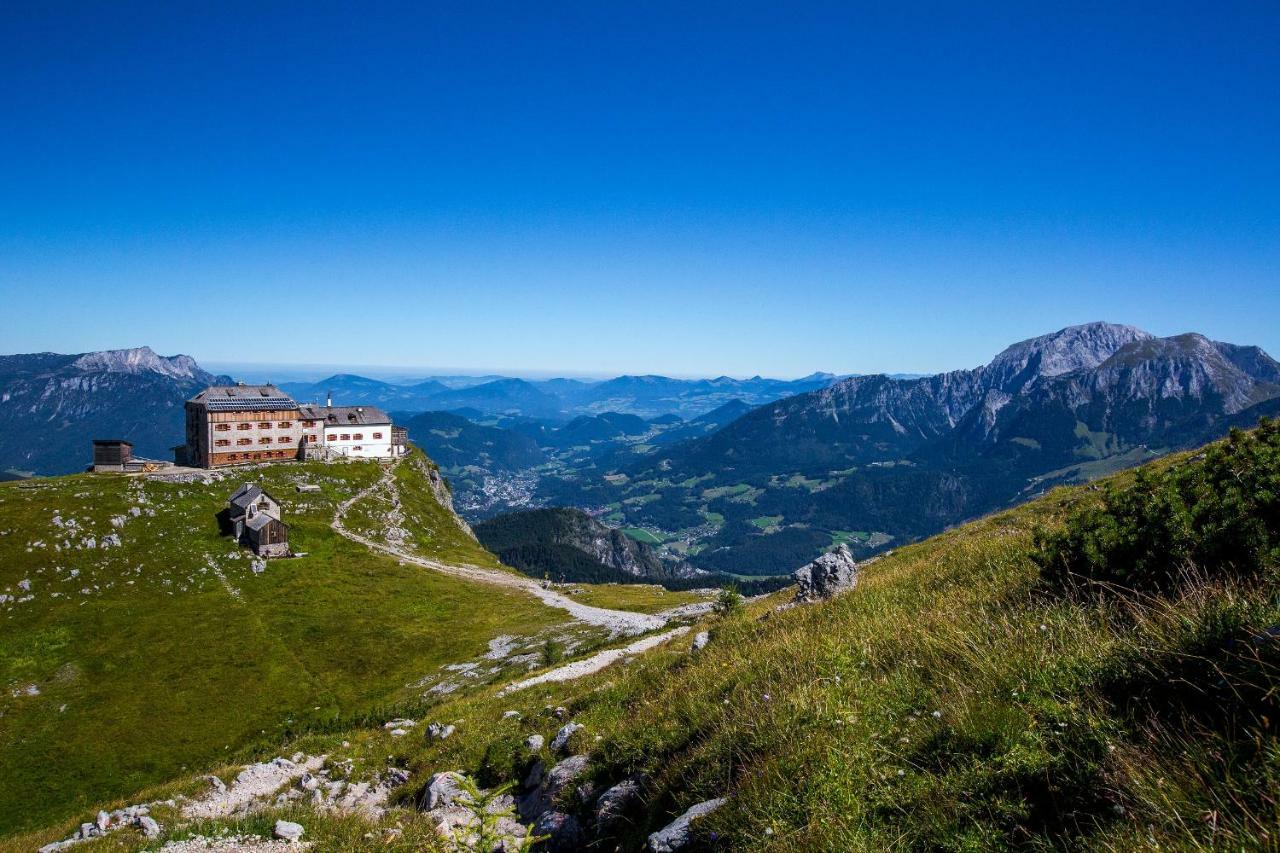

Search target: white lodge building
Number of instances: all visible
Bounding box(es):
[298,404,398,459]
[184,384,405,467]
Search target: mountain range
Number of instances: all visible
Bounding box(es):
[281,371,840,421]
[3,324,1277,581]
[543,323,1280,575]
[0,347,229,476]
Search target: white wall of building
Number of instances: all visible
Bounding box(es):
[321,424,398,459]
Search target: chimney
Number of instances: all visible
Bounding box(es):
[326,391,332,407]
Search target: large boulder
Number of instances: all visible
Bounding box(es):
[423,771,471,810]
[793,544,859,602]
[273,820,305,843]
[647,797,727,852]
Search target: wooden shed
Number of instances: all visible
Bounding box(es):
[92,439,134,472]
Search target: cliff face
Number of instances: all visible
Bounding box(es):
[475,507,701,583]
[660,323,1280,478]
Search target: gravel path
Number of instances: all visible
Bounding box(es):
[499,626,691,694]
[332,465,667,636]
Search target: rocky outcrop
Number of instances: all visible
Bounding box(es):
[647,797,727,852]
[517,754,590,821]
[595,775,645,830]
[475,507,703,583]
[793,544,860,602]
[409,454,478,541]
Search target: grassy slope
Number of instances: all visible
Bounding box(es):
[238,439,1270,851]
[9,435,1278,851]
[566,584,708,615]
[0,456,566,836]
[360,441,1275,851]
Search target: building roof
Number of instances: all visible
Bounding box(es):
[92,438,133,446]
[228,483,277,511]
[189,384,299,412]
[296,405,392,426]
[245,512,285,532]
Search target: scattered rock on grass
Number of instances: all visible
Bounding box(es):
[647,797,727,852]
[533,810,584,851]
[549,721,583,753]
[423,771,470,810]
[273,820,304,843]
[595,775,645,828]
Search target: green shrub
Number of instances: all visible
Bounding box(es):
[1034,419,1280,593]
[715,583,744,617]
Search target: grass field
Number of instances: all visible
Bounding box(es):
[0,456,566,836]
[620,527,663,545]
[292,439,1273,850]
[565,583,710,614]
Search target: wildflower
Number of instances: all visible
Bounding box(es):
[931,710,942,719]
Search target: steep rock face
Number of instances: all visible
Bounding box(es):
[475,507,700,582]
[68,346,205,380]
[0,348,228,475]
[409,453,478,541]
[981,322,1153,391]
[962,333,1280,453]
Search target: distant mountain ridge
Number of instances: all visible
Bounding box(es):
[669,323,1279,477]
[282,371,841,421]
[0,347,230,475]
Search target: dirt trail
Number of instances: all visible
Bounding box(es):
[332,464,668,635]
[499,626,691,694]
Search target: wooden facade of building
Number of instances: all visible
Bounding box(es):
[186,384,406,469]
[92,439,134,471]
[186,385,306,468]
[227,483,290,556]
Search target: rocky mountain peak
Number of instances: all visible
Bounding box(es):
[70,346,206,380]
[984,322,1154,390]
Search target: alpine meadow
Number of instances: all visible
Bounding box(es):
[2,3,1279,851]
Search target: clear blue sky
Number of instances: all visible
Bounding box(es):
[1,2,1277,378]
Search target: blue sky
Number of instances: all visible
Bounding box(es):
[1,2,1277,378]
